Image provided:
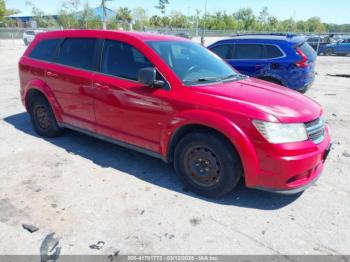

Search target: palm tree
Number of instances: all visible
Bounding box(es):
[116,7,132,30]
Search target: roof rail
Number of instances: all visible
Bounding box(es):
[231,33,297,38]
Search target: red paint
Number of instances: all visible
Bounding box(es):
[19,30,331,192]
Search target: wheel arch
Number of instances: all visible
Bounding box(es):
[162,110,259,184]
[23,80,63,122]
[259,75,284,86]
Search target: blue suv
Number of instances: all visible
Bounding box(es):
[208,34,317,92]
[325,38,350,56]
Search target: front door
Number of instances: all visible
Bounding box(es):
[92,39,168,153]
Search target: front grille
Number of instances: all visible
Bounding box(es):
[305,118,325,144]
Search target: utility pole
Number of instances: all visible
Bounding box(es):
[200,0,208,46]
[102,0,107,30]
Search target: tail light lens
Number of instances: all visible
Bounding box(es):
[295,48,309,68]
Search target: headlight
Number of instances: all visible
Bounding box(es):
[253,120,308,144]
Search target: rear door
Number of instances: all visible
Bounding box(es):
[45,37,98,131]
[228,43,268,77]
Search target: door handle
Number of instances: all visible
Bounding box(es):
[94,82,110,90]
[46,71,58,78]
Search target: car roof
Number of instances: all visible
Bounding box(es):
[210,34,306,46]
[36,29,187,42]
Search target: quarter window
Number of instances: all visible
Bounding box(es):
[101,40,152,81]
[29,39,61,61]
[57,38,97,70]
[264,45,283,58]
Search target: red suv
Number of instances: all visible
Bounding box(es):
[19,30,331,198]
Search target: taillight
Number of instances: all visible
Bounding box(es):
[295,48,309,68]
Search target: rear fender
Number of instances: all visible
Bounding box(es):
[23,79,63,122]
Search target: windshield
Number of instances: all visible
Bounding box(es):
[147,41,242,85]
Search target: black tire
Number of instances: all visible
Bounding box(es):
[28,95,64,138]
[24,39,28,46]
[174,130,243,198]
[325,48,333,56]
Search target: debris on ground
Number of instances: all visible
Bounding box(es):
[107,250,120,261]
[189,217,202,226]
[343,152,350,158]
[40,232,61,262]
[22,224,39,233]
[89,241,105,250]
[327,73,350,78]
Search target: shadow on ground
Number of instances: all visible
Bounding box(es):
[4,112,302,210]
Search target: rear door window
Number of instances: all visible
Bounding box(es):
[57,38,97,71]
[29,38,61,61]
[233,44,264,59]
[210,44,232,59]
[264,45,284,59]
[101,40,152,81]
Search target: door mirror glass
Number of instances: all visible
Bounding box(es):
[138,67,164,88]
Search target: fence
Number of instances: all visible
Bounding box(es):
[1,27,350,40]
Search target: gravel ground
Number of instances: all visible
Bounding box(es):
[0,39,349,256]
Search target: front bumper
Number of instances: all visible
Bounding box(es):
[246,128,331,194]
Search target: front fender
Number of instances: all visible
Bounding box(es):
[161,110,259,184]
[23,79,63,122]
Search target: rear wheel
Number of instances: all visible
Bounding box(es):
[174,130,243,198]
[24,38,28,46]
[28,95,63,137]
[325,48,333,56]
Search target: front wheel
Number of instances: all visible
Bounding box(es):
[174,131,243,198]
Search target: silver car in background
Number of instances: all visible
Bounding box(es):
[23,30,44,46]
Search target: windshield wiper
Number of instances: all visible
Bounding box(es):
[183,77,219,84]
[221,74,248,82]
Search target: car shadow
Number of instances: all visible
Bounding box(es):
[4,112,302,210]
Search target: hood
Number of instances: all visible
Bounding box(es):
[192,77,322,123]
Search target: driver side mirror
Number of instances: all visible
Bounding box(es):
[138,67,164,88]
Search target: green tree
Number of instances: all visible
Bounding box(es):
[116,7,132,23]
[132,7,148,30]
[149,15,162,27]
[169,10,189,28]
[234,8,256,30]
[25,0,58,27]
[267,16,278,31]
[57,0,81,28]
[0,0,5,19]
[306,17,326,32]
[155,0,169,16]
[258,6,269,31]
[116,7,132,29]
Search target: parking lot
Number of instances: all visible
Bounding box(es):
[0,39,349,255]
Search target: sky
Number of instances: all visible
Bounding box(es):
[5,0,350,24]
